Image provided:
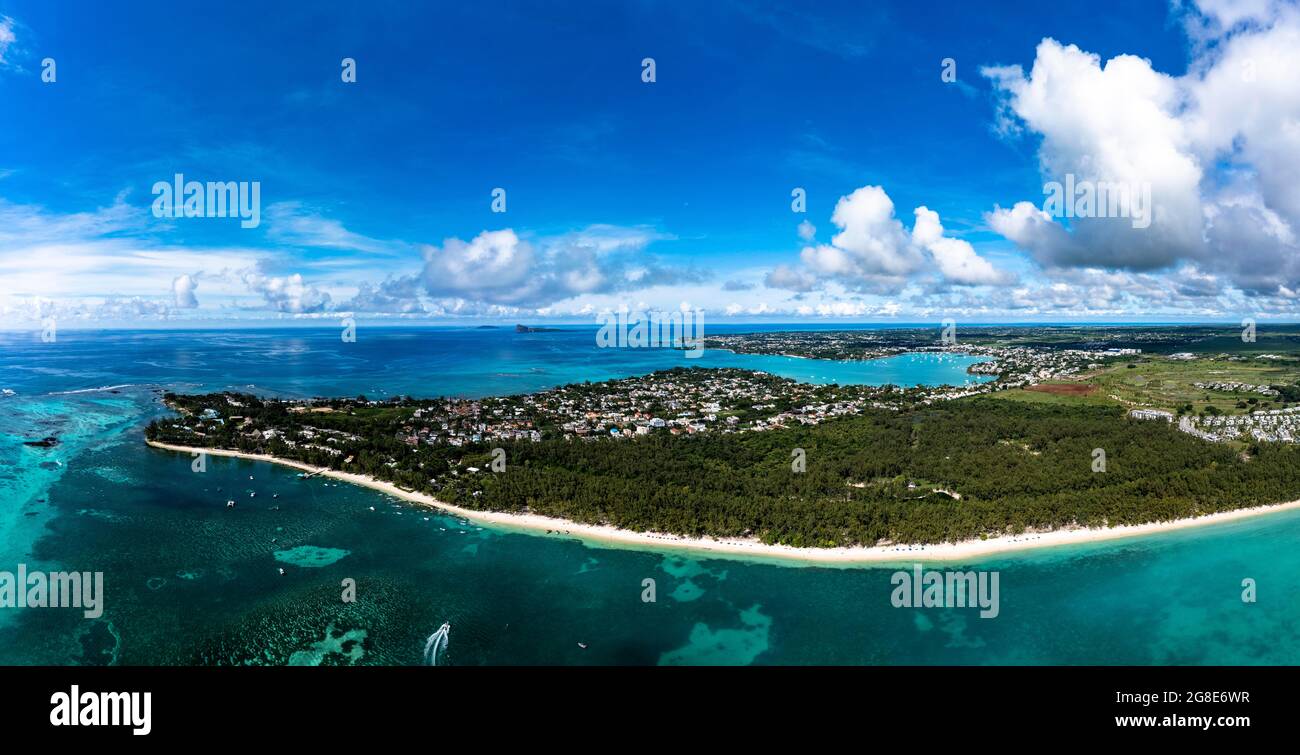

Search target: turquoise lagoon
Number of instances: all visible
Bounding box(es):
[0,327,1296,665]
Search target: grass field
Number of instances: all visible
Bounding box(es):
[989,352,1300,416]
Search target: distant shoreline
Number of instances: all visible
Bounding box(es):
[146,440,1300,566]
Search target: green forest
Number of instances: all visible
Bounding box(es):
[147,391,1300,548]
[455,401,1300,546]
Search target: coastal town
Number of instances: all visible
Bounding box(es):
[706,328,1154,386]
[156,369,910,454]
[705,326,1172,362]
[145,320,1300,471]
[149,337,1123,455]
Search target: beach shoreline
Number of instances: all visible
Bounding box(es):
[147,440,1300,566]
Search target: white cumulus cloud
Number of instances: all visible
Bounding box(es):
[770,185,1010,292]
[172,274,198,308]
[982,1,1300,297]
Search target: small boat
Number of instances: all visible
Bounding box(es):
[249,492,256,498]
[226,500,235,508]
[368,506,376,511]
[577,642,588,650]
[278,568,285,576]
[272,493,278,498]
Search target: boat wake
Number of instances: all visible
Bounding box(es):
[424,622,450,666]
[46,383,139,396]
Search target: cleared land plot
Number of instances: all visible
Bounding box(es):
[1026,383,1097,397]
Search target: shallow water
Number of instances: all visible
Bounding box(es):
[0,327,1295,665]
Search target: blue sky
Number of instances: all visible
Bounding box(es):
[1,0,1298,325]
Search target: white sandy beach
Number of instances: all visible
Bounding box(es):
[147,440,1300,565]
